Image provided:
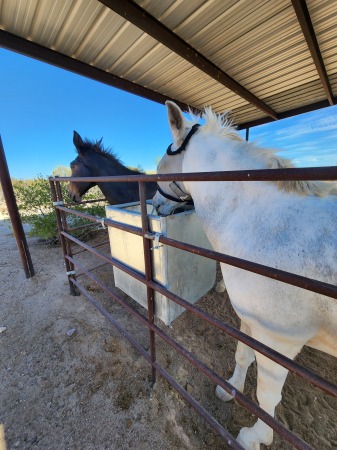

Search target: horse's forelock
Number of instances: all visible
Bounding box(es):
[203,108,242,141]
[187,106,242,142]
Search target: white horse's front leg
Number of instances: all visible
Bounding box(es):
[216,321,255,402]
[236,337,302,450]
[215,278,226,293]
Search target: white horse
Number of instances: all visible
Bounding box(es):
[153,101,337,450]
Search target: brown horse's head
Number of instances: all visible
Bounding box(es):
[68,131,102,202]
[68,131,158,205]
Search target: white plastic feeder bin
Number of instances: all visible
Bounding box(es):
[106,202,216,326]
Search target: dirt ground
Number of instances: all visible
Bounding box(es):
[0,216,337,450]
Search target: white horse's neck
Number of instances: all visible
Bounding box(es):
[184,134,274,205]
[184,132,337,207]
[181,132,337,275]
[185,135,267,173]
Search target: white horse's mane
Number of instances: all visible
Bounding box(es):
[188,107,337,197]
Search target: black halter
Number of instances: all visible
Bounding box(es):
[157,182,192,204]
[158,123,200,205]
[166,123,200,155]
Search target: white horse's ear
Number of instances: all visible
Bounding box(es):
[166,101,185,144]
[73,131,83,152]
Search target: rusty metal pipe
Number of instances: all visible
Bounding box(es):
[49,179,79,295]
[55,203,337,300]
[50,165,337,183]
[62,233,337,399]
[76,261,110,277]
[148,278,337,399]
[57,206,337,300]
[67,221,100,232]
[69,276,244,449]
[0,135,34,278]
[145,233,337,300]
[72,239,109,255]
[56,204,143,236]
[65,197,107,206]
[51,175,336,449]
[139,181,156,386]
[67,261,312,449]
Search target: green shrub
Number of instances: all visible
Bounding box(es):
[13,176,106,244]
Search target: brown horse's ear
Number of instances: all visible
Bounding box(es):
[73,131,84,152]
[95,137,103,148]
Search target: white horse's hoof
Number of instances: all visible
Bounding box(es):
[215,279,226,293]
[236,427,260,450]
[215,385,234,402]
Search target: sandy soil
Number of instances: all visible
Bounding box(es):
[0,216,337,450]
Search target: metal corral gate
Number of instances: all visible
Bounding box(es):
[50,167,337,450]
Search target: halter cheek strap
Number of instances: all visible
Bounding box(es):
[158,123,200,205]
[169,182,191,201]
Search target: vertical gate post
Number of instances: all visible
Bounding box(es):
[49,177,79,296]
[139,181,157,387]
[0,135,35,278]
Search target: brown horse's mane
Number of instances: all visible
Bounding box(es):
[81,138,126,165]
[80,137,145,174]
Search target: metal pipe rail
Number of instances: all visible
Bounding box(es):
[0,135,35,278]
[69,276,245,450]
[61,230,337,399]
[52,165,337,183]
[57,204,337,301]
[49,167,337,450]
[66,255,309,450]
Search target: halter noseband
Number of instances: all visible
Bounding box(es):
[158,123,200,204]
[157,182,192,204]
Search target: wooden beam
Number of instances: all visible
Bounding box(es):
[99,0,279,120]
[0,30,193,113]
[291,0,335,106]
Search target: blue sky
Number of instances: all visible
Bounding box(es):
[1,47,336,179]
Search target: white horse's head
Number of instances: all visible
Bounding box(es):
[153,101,198,216]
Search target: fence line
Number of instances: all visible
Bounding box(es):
[49,167,337,450]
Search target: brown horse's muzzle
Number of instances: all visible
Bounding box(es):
[68,183,82,203]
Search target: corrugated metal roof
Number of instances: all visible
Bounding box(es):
[0,0,336,128]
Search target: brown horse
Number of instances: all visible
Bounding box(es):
[68,131,157,204]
